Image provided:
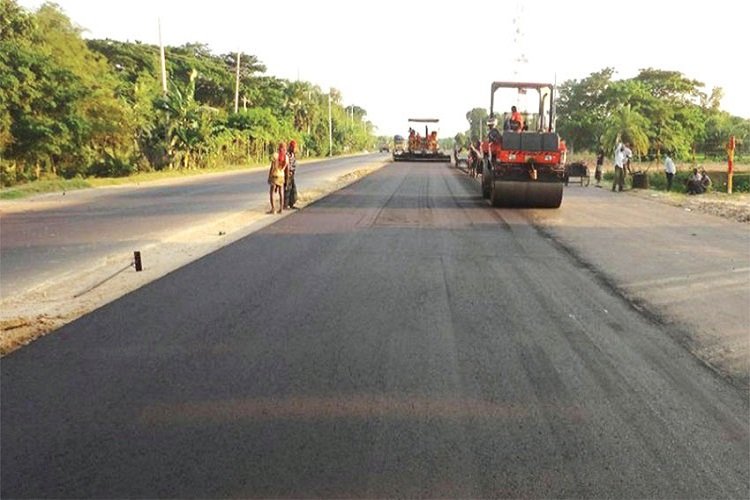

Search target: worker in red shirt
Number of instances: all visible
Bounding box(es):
[510,105,524,132]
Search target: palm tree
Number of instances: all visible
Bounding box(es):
[157,69,216,169]
[285,80,315,132]
[602,106,649,157]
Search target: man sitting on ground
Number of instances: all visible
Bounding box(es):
[686,168,703,194]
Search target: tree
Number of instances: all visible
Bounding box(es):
[601,106,649,157]
[556,68,615,151]
[465,108,489,141]
[1,1,92,180]
[0,2,381,186]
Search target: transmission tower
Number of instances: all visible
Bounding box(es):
[511,0,528,106]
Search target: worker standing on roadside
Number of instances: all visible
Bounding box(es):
[595,149,604,187]
[285,140,298,209]
[612,142,631,192]
[664,153,676,191]
[267,145,286,213]
[468,140,481,178]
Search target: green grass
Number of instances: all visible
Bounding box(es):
[0,178,92,200]
[601,170,750,193]
[0,162,263,200]
[0,153,355,200]
[86,162,263,188]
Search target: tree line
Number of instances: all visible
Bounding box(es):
[456,68,749,161]
[0,1,374,187]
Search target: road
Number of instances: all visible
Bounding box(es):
[2,161,748,498]
[0,153,383,300]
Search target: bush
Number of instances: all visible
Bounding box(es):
[732,174,750,192]
[89,153,136,178]
[646,170,693,192]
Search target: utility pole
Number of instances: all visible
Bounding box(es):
[728,135,736,193]
[234,51,241,113]
[158,18,167,94]
[328,92,333,157]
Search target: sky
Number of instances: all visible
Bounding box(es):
[17,0,750,138]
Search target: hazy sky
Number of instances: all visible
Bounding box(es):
[18,0,749,138]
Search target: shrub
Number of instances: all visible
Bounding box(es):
[89,152,136,177]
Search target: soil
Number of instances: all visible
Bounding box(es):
[629,190,750,223]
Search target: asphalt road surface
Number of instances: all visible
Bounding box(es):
[0,153,383,300]
[2,161,748,498]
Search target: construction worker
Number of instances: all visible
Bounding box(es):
[509,106,524,132]
[612,142,632,192]
[663,153,676,191]
[468,140,481,178]
[285,140,298,209]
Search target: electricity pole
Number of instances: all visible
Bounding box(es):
[328,92,333,157]
[234,51,241,113]
[158,18,167,94]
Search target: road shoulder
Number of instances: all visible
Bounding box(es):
[0,158,389,355]
[526,186,749,388]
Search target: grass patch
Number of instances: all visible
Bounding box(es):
[0,163,260,200]
[601,169,750,194]
[86,163,262,188]
[0,178,92,199]
[0,152,373,200]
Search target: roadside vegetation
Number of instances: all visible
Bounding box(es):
[0,1,375,191]
[453,69,749,184]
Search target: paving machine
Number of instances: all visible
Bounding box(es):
[480,82,566,208]
[393,118,451,162]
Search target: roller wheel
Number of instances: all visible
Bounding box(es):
[491,181,563,208]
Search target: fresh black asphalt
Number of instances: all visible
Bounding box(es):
[2,161,748,498]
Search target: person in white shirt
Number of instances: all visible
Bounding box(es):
[664,153,676,191]
[686,168,702,194]
[612,142,632,192]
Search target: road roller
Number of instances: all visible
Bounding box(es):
[479,81,566,208]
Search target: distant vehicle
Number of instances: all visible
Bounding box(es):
[393,119,451,162]
[392,135,406,159]
[379,144,390,153]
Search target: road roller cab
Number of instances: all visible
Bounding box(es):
[480,82,566,208]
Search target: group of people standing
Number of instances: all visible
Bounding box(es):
[596,144,711,194]
[267,140,298,213]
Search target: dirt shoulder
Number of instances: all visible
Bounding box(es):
[628,189,750,223]
[0,160,388,356]
[527,185,750,388]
